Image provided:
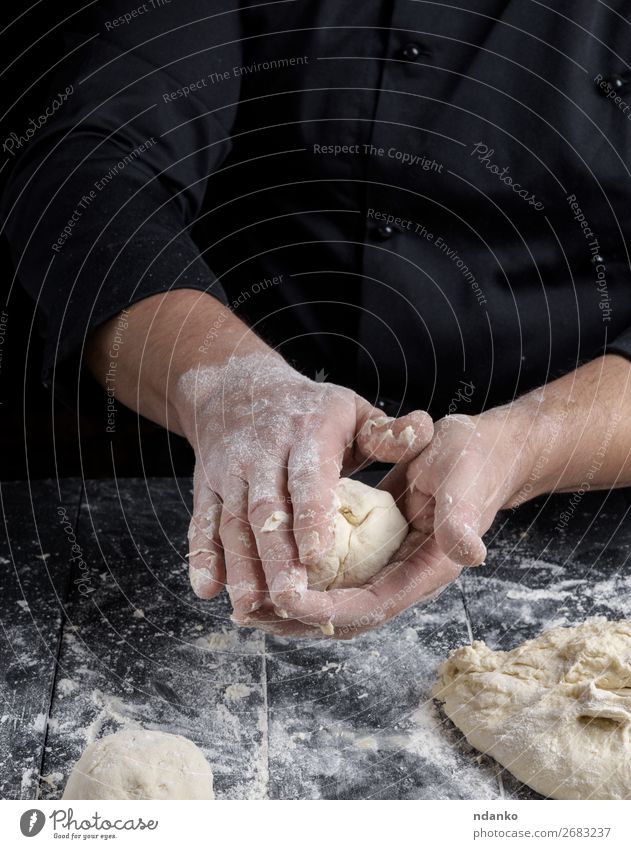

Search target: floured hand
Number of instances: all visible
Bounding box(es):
[406,410,537,567]
[178,352,433,631]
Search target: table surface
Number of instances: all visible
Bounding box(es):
[1,476,630,800]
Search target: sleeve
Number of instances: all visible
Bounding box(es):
[606,327,631,362]
[1,1,243,388]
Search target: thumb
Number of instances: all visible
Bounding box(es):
[354,399,434,464]
[433,483,488,567]
[433,453,501,565]
[408,451,492,567]
[188,470,226,598]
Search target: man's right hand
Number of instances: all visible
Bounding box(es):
[178,351,433,630]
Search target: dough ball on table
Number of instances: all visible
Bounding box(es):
[63,729,214,800]
[433,618,631,799]
[307,477,408,590]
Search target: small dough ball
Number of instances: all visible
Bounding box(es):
[307,477,408,590]
[433,619,631,800]
[63,729,214,800]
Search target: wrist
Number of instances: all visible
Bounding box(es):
[486,393,574,505]
[470,400,550,508]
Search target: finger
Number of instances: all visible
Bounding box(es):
[433,485,488,567]
[233,607,328,639]
[408,449,488,566]
[378,462,417,518]
[287,430,342,567]
[219,477,267,620]
[376,461,406,496]
[326,532,462,633]
[354,401,434,464]
[248,464,333,628]
[187,485,225,599]
[235,604,385,641]
[405,488,436,535]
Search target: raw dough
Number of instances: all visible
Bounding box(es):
[62,729,214,800]
[307,478,408,590]
[433,619,631,799]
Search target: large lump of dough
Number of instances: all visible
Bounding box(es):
[63,729,215,800]
[307,477,408,590]
[433,619,631,799]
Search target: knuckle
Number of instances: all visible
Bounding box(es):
[248,495,287,522]
[188,546,221,567]
[220,511,245,535]
[407,454,427,480]
[288,464,319,485]
[261,539,296,564]
[288,461,322,488]
[294,502,327,525]
[189,520,218,544]
[230,591,262,617]
[187,520,199,544]
[271,588,300,611]
[189,565,220,598]
[288,473,325,505]
[268,566,305,600]
[195,501,222,528]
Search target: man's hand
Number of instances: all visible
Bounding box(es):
[227,454,464,639]
[405,411,535,567]
[234,530,463,639]
[179,353,433,630]
[406,354,631,568]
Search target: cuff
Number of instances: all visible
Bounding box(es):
[42,232,229,393]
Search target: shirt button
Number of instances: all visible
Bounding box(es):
[598,74,626,95]
[401,42,424,62]
[375,224,397,240]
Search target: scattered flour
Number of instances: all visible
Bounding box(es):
[31,713,47,733]
[224,684,253,702]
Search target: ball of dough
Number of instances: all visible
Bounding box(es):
[433,618,631,800]
[307,478,408,590]
[62,729,214,800]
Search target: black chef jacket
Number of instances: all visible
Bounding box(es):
[4,0,631,419]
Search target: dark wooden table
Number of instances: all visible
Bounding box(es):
[1,477,630,800]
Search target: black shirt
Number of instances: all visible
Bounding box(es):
[4,0,631,418]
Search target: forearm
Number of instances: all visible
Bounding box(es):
[491,354,631,498]
[86,289,273,438]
